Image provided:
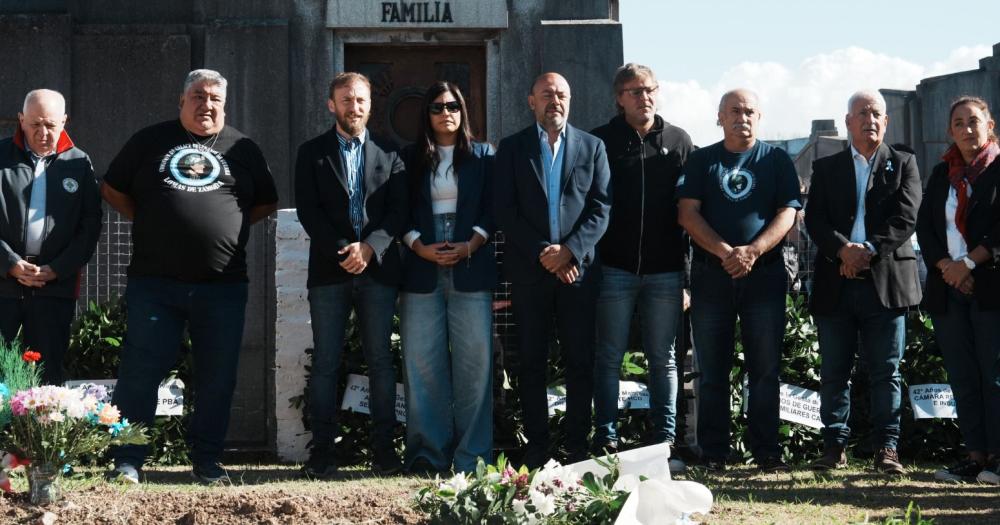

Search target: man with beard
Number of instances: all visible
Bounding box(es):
[590,64,693,472]
[677,89,800,472]
[0,89,102,385]
[805,90,921,475]
[102,69,279,484]
[295,72,408,478]
[495,72,611,468]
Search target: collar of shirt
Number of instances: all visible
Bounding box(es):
[336,128,368,149]
[850,144,875,166]
[536,123,565,147]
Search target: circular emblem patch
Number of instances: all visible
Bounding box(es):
[62,178,79,193]
[721,167,755,201]
[167,148,222,187]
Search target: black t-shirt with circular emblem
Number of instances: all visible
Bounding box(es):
[104,120,279,282]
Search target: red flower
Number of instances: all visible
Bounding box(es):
[21,350,41,363]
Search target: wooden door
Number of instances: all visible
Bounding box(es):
[345,45,487,145]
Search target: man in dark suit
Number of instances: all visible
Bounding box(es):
[804,90,922,475]
[295,72,408,478]
[495,72,611,468]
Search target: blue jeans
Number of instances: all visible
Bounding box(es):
[401,214,493,473]
[594,266,683,446]
[111,277,248,468]
[308,275,398,449]
[815,279,905,450]
[691,257,785,461]
[931,288,1000,455]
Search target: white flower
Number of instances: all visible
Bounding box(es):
[439,472,469,494]
[512,498,528,516]
[529,489,556,516]
[47,411,65,423]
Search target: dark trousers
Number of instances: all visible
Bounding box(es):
[931,287,1000,455]
[512,270,598,459]
[0,294,76,385]
[815,279,905,450]
[690,257,786,461]
[110,277,248,468]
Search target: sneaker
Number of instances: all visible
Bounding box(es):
[106,462,140,484]
[668,457,687,474]
[934,458,983,482]
[757,456,791,472]
[191,462,230,484]
[810,446,848,471]
[697,458,727,472]
[301,448,338,479]
[874,448,905,475]
[976,458,1000,484]
[372,449,403,476]
[406,457,440,477]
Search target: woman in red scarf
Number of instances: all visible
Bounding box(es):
[916,96,1000,483]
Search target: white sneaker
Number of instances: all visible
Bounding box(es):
[669,457,687,474]
[107,462,140,484]
[977,467,1000,484]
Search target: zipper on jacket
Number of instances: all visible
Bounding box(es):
[635,129,645,275]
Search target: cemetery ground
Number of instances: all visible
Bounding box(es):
[0,461,997,524]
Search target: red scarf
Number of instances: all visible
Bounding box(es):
[943,141,1000,238]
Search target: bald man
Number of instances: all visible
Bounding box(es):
[677,89,801,472]
[0,89,102,384]
[494,72,611,468]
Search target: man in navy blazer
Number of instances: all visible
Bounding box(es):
[295,72,408,478]
[495,72,611,468]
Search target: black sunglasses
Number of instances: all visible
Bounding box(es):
[429,101,462,115]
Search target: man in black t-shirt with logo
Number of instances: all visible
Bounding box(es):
[101,69,279,484]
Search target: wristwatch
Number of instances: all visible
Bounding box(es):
[962,256,976,270]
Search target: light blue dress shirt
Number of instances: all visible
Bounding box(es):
[849,145,873,245]
[537,124,566,244]
[25,149,48,256]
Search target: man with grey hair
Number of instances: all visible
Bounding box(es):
[805,89,921,475]
[0,89,101,384]
[102,69,279,484]
[590,63,692,472]
[677,88,801,472]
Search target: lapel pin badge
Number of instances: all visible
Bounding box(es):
[885,159,894,173]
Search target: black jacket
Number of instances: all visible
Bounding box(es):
[916,158,1000,313]
[0,128,102,298]
[805,144,922,314]
[591,114,692,274]
[294,128,408,288]
[494,123,611,284]
[400,141,497,293]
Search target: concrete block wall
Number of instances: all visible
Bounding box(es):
[274,209,311,462]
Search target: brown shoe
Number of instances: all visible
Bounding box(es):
[874,448,904,475]
[810,446,847,470]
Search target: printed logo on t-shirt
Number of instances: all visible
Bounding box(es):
[720,167,755,201]
[158,145,229,193]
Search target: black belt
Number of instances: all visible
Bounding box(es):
[691,247,782,266]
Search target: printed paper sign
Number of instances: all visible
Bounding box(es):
[547,386,567,416]
[340,373,407,423]
[546,382,652,416]
[64,378,185,416]
[908,384,957,419]
[778,383,823,429]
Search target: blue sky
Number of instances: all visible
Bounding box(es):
[621,0,1000,144]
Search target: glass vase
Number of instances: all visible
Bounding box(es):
[27,463,61,505]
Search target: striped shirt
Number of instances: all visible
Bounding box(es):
[337,129,367,238]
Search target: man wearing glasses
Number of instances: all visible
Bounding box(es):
[495,72,611,468]
[590,64,693,473]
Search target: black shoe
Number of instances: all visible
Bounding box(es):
[302,448,338,479]
[810,446,847,471]
[935,458,983,482]
[757,456,791,472]
[406,457,441,477]
[372,449,403,476]
[521,444,551,471]
[874,448,905,476]
[697,458,727,472]
[191,462,230,484]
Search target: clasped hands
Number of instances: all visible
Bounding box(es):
[938,258,975,295]
[837,242,872,279]
[540,244,578,284]
[415,240,473,267]
[7,259,57,288]
[338,242,375,274]
[720,244,759,279]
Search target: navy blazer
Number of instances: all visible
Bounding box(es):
[917,158,1000,313]
[401,141,497,293]
[804,143,922,313]
[294,128,408,288]
[494,123,611,284]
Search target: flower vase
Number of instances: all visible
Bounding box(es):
[27,463,61,504]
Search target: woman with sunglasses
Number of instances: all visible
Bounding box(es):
[399,81,496,474]
[916,96,1000,484]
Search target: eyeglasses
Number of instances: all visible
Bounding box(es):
[429,102,462,115]
[622,85,659,98]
